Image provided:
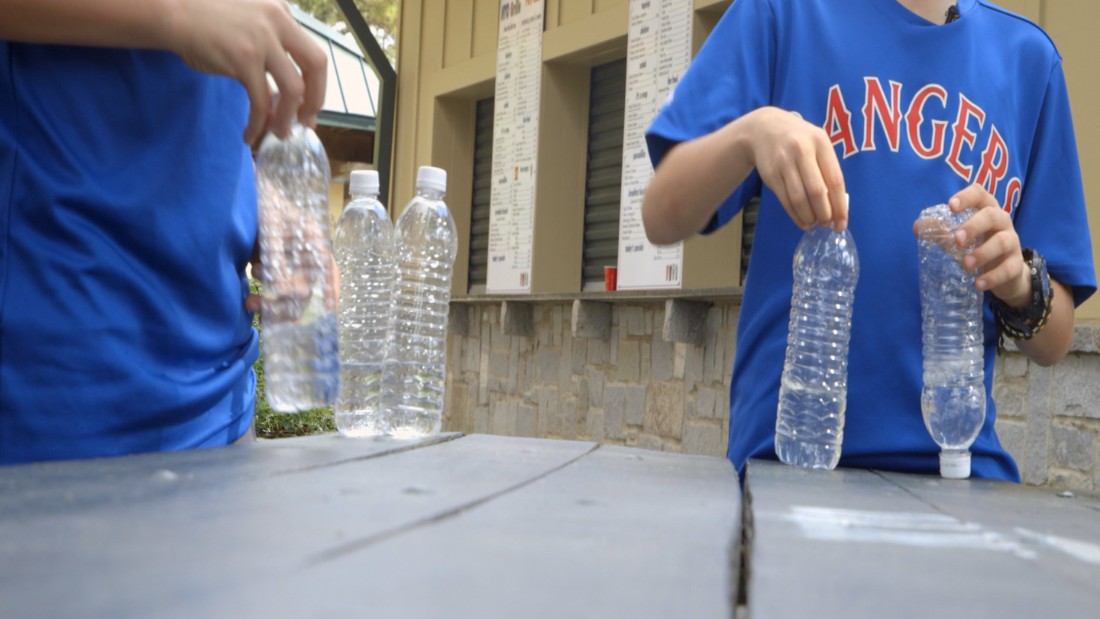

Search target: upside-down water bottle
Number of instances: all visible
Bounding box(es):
[255,123,339,412]
[333,170,397,436]
[775,222,859,470]
[917,203,986,479]
[380,166,457,438]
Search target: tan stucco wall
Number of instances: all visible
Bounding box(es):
[1042,0,1100,318]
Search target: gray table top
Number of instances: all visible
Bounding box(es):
[10,435,1092,618]
[0,433,741,619]
[744,459,1100,619]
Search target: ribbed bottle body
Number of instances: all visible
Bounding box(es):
[256,124,339,412]
[334,194,397,437]
[775,226,859,470]
[380,188,457,438]
[917,204,985,469]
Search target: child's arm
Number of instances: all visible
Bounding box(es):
[0,0,327,144]
[642,106,848,245]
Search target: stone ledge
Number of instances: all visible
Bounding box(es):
[663,299,711,345]
[501,301,534,338]
[1069,320,1100,354]
[452,287,742,306]
[572,300,612,339]
[448,304,470,336]
[452,297,1100,355]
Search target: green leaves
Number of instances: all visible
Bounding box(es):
[293,0,398,64]
[250,279,336,438]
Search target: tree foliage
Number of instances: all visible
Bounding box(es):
[293,0,398,65]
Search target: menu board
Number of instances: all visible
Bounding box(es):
[616,0,693,290]
[486,0,545,294]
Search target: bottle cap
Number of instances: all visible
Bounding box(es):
[939,450,971,479]
[349,170,379,196]
[416,166,447,193]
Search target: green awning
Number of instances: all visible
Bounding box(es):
[292,5,379,132]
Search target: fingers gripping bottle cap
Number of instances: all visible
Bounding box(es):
[940,450,972,479]
[349,170,380,196]
[416,166,447,194]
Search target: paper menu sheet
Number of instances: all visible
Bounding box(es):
[486,1,544,294]
[617,0,693,290]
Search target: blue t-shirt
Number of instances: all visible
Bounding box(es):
[647,0,1096,480]
[0,45,259,464]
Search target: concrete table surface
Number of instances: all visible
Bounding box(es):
[743,459,1100,619]
[0,433,741,619]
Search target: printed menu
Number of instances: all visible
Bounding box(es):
[617,0,693,290]
[486,0,545,293]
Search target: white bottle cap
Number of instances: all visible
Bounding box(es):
[349,169,379,196]
[416,166,447,193]
[940,450,972,479]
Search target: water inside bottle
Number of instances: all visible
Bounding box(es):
[775,225,858,470]
[917,204,986,476]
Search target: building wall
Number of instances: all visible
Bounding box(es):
[443,299,738,457]
[444,301,1100,491]
[396,0,1100,489]
[995,327,1100,490]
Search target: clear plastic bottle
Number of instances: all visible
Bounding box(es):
[775,224,859,470]
[917,203,986,479]
[255,123,339,412]
[380,166,457,438]
[333,170,397,437]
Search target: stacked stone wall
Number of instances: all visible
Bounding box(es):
[444,301,1100,491]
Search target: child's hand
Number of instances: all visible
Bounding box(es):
[747,107,848,231]
[165,0,328,144]
[948,184,1031,307]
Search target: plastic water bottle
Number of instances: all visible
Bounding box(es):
[380,166,457,438]
[775,224,859,470]
[333,170,397,437]
[255,123,339,412]
[917,203,986,479]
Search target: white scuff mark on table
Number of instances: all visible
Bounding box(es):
[151,469,180,482]
[1015,528,1100,565]
[783,506,1036,559]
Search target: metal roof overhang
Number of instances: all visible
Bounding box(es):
[291,3,394,201]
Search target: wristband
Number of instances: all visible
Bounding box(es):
[991,248,1053,341]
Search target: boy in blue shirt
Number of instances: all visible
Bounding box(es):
[0,0,327,463]
[644,0,1095,480]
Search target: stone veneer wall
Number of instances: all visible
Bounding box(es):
[442,299,1100,492]
[995,324,1100,490]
